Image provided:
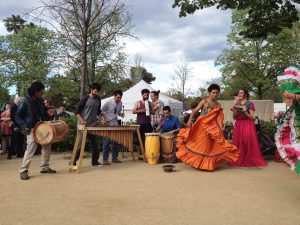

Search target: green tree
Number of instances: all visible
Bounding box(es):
[0,25,60,95]
[3,15,26,33]
[215,10,300,100]
[130,67,156,84]
[0,74,11,104]
[165,88,183,102]
[45,71,81,110]
[31,0,132,98]
[172,0,300,38]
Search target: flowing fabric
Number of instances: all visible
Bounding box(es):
[275,65,300,174]
[230,101,266,167]
[275,105,300,173]
[230,119,267,167]
[176,104,239,171]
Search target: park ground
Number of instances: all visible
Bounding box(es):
[0,153,300,225]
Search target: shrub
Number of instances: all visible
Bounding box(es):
[259,120,277,141]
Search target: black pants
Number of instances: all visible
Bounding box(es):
[74,134,100,165]
[139,124,153,150]
[8,129,25,158]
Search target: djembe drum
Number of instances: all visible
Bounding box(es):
[160,133,176,163]
[145,133,160,165]
[33,120,70,145]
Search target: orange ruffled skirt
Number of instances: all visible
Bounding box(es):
[176,105,239,171]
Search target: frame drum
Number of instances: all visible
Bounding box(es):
[33,120,70,145]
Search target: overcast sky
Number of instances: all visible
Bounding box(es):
[0,0,232,94]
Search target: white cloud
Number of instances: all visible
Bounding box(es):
[123,0,231,95]
[0,0,231,96]
[143,60,221,95]
[0,22,7,35]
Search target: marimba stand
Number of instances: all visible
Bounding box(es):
[69,125,145,173]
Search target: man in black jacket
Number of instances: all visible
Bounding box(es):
[72,83,102,167]
[16,82,56,180]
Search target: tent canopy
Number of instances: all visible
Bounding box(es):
[102,80,183,111]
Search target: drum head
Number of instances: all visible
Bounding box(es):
[160,134,174,139]
[34,123,54,145]
[145,133,160,136]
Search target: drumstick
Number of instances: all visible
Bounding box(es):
[121,106,124,126]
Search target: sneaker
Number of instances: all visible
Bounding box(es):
[103,160,111,165]
[20,170,29,180]
[112,159,122,163]
[40,168,56,174]
[92,161,103,167]
[69,165,78,171]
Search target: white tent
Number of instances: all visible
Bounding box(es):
[101,80,183,122]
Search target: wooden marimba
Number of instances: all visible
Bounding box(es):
[69,125,145,173]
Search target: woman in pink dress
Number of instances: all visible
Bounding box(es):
[230,89,266,167]
[1,103,12,155]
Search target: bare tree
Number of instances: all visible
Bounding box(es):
[28,0,132,98]
[173,59,193,109]
[131,54,143,83]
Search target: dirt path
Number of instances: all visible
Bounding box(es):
[0,154,299,225]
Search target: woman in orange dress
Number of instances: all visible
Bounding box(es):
[176,84,239,171]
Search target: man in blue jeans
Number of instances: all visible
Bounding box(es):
[73,82,102,167]
[16,82,56,180]
[101,90,124,165]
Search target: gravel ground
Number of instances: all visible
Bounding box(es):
[0,153,299,225]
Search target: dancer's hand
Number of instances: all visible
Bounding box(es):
[283,91,295,99]
[186,121,192,128]
[241,106,247,112]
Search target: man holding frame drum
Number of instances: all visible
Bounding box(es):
[16,81,56,180]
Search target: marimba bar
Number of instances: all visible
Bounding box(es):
[69,125,145,173]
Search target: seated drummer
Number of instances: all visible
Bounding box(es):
[156,106,181,133]
[101,90,124,165]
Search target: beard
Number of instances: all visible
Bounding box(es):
[143,97,148,101]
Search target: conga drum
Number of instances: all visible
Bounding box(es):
[33,120,70,145]
[160,133,176,163]
[145,133,160,165]
[160,134,174,154]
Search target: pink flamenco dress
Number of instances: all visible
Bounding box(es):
[230,101,267,167]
